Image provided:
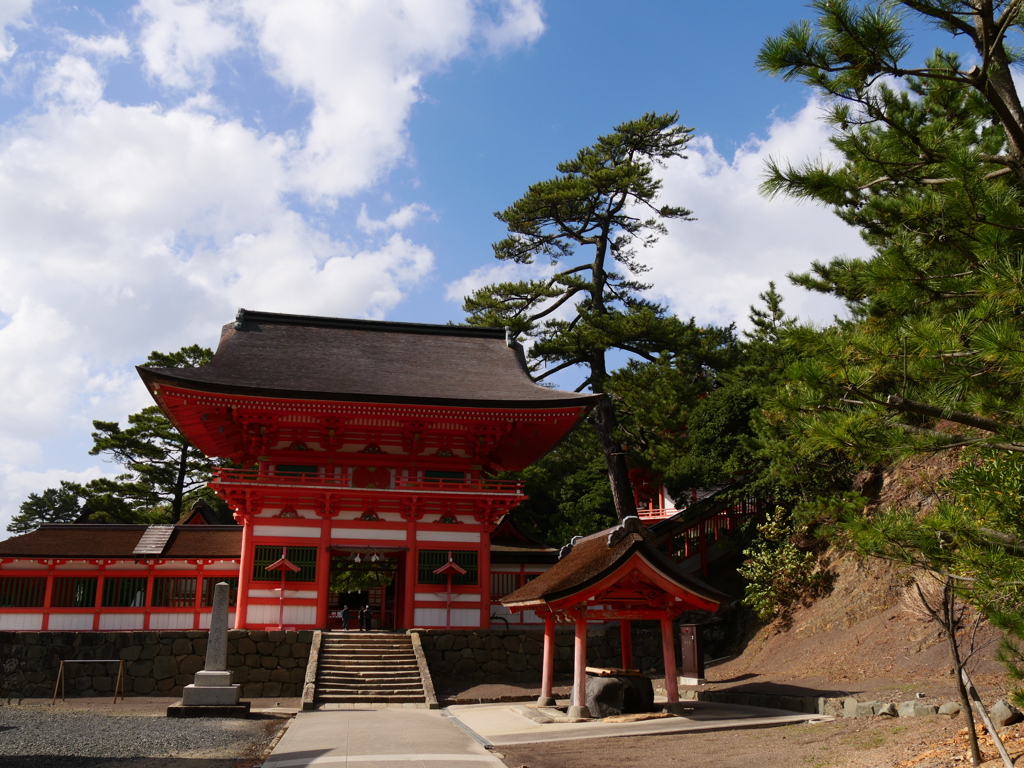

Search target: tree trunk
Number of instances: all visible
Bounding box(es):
[943,581,983,766]
[592,395,636,522]
[172,442,189,521]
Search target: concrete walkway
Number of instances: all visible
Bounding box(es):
[263,700,832,766]
[261,708,506,768]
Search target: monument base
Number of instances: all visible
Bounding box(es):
[181,681,242,707]
[167,701,251,719]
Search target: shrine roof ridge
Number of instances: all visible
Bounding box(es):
[230,309,509,339]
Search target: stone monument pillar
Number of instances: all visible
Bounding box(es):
[168,582,250,718]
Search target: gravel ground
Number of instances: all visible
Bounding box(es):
[0,705,289,768]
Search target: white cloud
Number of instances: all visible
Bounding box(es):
[480,0,544,52]
[642,98,870,331]
[135,0,243,90]
[0,0,32,64]
[66,34,131,59]
[34,54,104,107]
[241,0,546,199]
[357,202,434,234]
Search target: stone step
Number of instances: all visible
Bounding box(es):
[318,683,425,693]
[315,695,425,703]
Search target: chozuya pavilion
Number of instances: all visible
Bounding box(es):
[0,310,599,632]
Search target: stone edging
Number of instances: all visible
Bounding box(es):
[301,630,322,711]
[407,631,438,709]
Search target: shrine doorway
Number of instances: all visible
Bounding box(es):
[327,546,405,630]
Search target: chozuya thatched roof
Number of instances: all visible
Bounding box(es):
[500,517,728,611]
[138,309,603,410]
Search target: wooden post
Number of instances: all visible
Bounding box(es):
[315,520,331,628]
[568,608,590,719]
[620,619,632,669]
[661,615,680,709]
[235,517,254,629]
[538,613,556,706]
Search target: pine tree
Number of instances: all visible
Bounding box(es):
[464,112,694,520]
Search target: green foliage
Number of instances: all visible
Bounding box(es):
[737,506,824,621]
[8,481,88,534]
[330,561,396,594]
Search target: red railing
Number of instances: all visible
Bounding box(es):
[210,468,524,496]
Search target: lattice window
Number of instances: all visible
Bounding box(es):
[0,577,46,608]
[202,577,239,606]
[252,546,317,582]
[151,577,197,608]
[51,577,97,608]
[490,572,519,601]
[417,550,477,585]
[101,577,148,608]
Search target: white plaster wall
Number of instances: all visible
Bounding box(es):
[149,613,194,630]
[98,613,145,630]
[0,613,43,630]
[413,608,479,627]
[47,614,94,630]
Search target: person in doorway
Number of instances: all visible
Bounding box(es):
[359,604,371,631]
[339,604,349,630]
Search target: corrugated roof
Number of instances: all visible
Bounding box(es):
[0,525,241,559]
[138,310,602,409]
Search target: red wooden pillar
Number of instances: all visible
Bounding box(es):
[94,564,105,631]
[478,530,491,628]
[620,619,632,669]
[661,615,679,705]
[538,613,556,706]
[315,518,332,628]
[235,517,254,629]
[192,561,205,630]
[403,543,417,629]
[41,562,54,631]
[143,561,155,630]
[569,607,590,719]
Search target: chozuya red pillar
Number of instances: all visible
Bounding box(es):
[538,612,556,706]
[568,606,590,719]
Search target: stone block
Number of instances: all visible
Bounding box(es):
[91,677,112,692]
[452,636,468,651]
[484,635,502,650]
[523,638,540,655]
[467,634,482,650]
[897,700,939,717]
[248,668,271,682]
[237,638,257,655]
[179,655,204,676]
[260,657,279,669]
[502,636,520,653]
[292,643,310,659]
[157,677,176,692]
[990,699,1023,728]
[133,677,156,695]
[285,631,298,643]
[182,683,241,706]
[119,646,141,662]
[507,653,527,671]
[280,658,297,669]
[228,655,244,667]
[263,681,283,697]
[482,660,505,674]
[939,702,961,716]
[435,635,454,651]
[244,654,260,668]
[256,642,275,655]
[289,668,305,684]
[248,631,267,642]
[444,651,460,664]
[472,649,489,664]
[877,703,898,717]
[242,682,263,698]
[171,639,192,655]
[270,669,291,683]
[454,658,477,674]
[281,683,297,697]
[139,645,160,660]
[153,656,178,681]
[193,639,208,656]
[266,631,285,643]
[274,644,293,657]
[585,675,655,718]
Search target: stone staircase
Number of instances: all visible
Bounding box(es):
[313,632,431,705]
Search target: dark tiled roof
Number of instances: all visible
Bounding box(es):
[0,525,241,559]
[138,310,601,409]
[501,517,728,608]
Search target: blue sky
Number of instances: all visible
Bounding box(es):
[0,0,884,531]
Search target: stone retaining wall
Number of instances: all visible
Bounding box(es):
[0,630,312,700]
[415,626,666,684]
